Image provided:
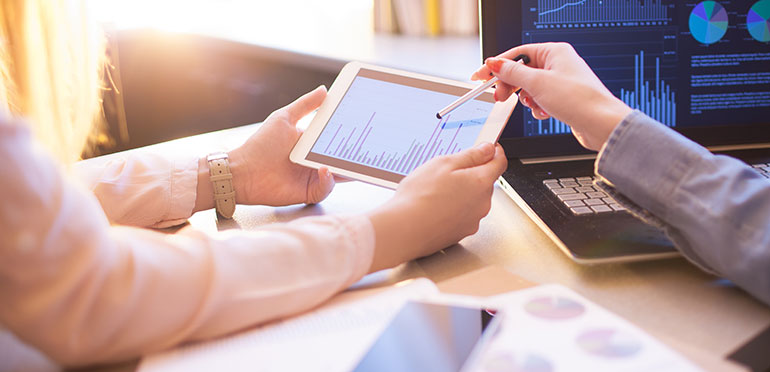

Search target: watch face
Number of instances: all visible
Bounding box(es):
[207,152,229,162]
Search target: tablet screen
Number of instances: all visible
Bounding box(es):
[306,69,495,183]
[352,301,496,372]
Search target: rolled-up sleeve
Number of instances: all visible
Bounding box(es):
[0,118,375,367]
[594,110,770,305]
[75,152,199,228]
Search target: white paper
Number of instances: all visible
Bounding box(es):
[469,285,704,372]
[140,281,705,372]
[138,278,439,372]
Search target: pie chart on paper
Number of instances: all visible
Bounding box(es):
[689,1,729,44]
[748,0,770,42]
[576,328,642,358]
[524,296,585,320]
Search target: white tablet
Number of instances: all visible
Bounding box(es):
[290,61,517,189]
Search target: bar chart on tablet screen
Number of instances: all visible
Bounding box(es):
[310,76,494,175]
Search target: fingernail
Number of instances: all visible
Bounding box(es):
[539,110,548,117]
[486,58,504,73]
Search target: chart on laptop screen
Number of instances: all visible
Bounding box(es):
[506,0,770,137]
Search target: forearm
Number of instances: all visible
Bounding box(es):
[2,121,376,366]
[1,214,374,367]
[595,111,770,304]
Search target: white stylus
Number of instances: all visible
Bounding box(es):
[436,54,530,119]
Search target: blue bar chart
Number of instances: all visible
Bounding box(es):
[619,50,676,127]
[529,49,675,135]
[535,117,572,135]
[537,0,669,25]
[310,76,494,175]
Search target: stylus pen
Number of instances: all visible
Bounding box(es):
[436,54,530,119]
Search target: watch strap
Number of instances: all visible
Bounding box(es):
[207,153,236,218]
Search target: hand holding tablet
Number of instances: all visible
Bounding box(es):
[290,62,518,189]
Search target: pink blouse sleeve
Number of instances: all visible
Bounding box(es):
[74,151,199,228]
[0,118,375,367]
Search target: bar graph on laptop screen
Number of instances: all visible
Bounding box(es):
[307,73,494,182]
[494,0,770,138]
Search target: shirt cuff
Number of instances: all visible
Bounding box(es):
[149,156,199,228]
[595,110,711,222]
[594,110,718,273]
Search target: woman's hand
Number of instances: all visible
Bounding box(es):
[229,86,335,206]
[193,86,335,212]
[471,42,632,151]
[367,142,507,272]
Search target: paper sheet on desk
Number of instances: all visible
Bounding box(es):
[137,278,438,372]
[470,285,704,372]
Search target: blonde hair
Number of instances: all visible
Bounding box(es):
[0,0,105,163]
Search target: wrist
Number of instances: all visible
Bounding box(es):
[194,157,214,213]
[366,201,421,272]
[227,149,249,205]
[590,95,632,150]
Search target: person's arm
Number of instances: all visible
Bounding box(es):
[75,86,340,229]
[475,42,770,305]
[594,111,770,304]
[1,100,507,366]
[0,118,374,366]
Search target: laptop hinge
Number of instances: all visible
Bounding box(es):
[520,154,596,164]
[707,142,770,152]
[520,142,770,164]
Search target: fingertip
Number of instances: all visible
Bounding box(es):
[312,167,335,203]
[485,58,504,74]
[319,166,332,180]
[494,142,504,154]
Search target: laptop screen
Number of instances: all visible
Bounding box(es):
[481,0,770,157]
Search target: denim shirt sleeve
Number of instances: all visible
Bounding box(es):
[594,110,770,306]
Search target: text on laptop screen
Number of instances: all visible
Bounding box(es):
[488,0,770,139]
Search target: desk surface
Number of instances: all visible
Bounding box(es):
[83,122,767,371]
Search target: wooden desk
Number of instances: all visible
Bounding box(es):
[73,122,768,371]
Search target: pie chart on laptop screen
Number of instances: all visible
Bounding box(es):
[689,1,729,44]
[748,0,770,42]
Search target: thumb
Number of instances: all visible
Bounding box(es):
[306,167,335,204]
[446,142,495,170]
[488,57,542,93]
[284,85,328,124]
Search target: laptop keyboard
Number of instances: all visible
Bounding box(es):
[543,177,625,216]
[547,162,769,216]
[751,163,770,179]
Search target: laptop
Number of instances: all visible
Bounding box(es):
[480,0,770,263]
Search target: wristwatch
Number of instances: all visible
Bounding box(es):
[207,152,236,218]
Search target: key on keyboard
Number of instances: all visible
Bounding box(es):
[751,162,770,179]
[549,162,768,216]
[543,177,625,216]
